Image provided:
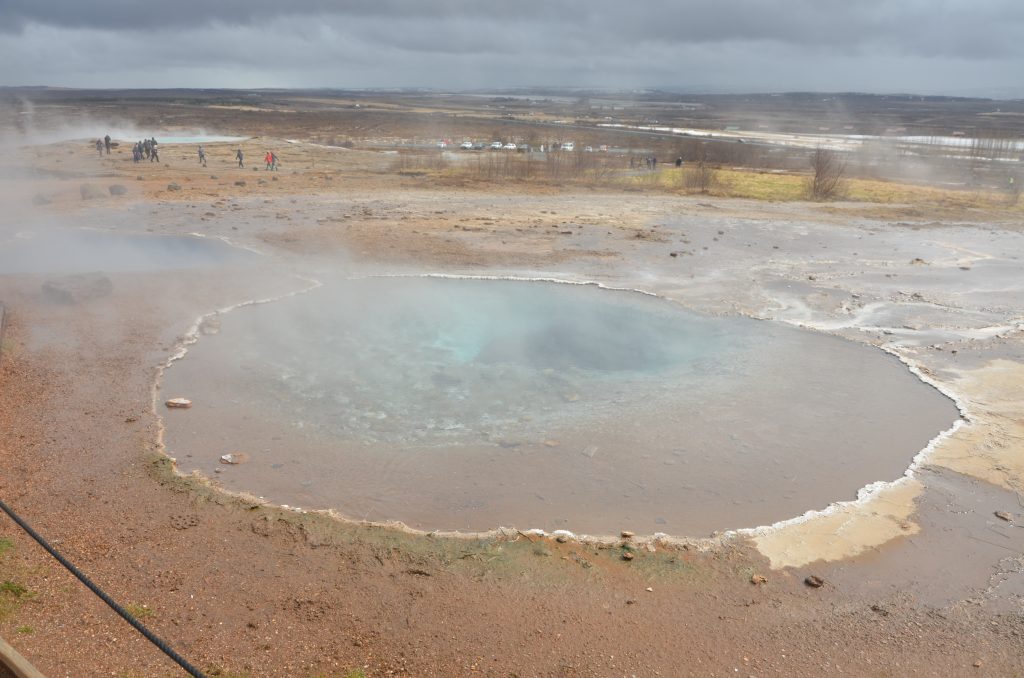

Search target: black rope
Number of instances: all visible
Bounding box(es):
[0,498,207,677]
[0,302,7,366]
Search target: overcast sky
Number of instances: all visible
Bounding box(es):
[2,1,1022,95]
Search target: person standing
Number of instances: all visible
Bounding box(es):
[104,134,111,154]
[236,149,244,168]
[95,139,104,156]
[270,152,278,170]
[198,145,207,167]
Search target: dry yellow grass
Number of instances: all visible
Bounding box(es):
[649,167,1023,214]
[410,152,1023,218]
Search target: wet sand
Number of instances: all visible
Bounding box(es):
[0,131,1023,675]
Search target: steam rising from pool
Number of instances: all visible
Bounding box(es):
[163,277,959,535]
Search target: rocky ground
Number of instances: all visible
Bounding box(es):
[0,128,1022,676]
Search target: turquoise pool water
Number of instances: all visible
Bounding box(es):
[163,277,959,534]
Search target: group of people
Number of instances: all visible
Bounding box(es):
[132,138,159,163]
[95,135,112,155]
[94,134,279,173]
[629,155,659,170]
[229,148,279,170]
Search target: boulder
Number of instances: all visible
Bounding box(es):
[79,183,105,200]
[108,184,127,196]
[166,183,182,191]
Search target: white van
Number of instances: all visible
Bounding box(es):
[561,142,575,152]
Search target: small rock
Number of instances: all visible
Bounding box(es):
[974,660,983,668]
[165,398,192,409]
[622,551,634,561]
[751,574,768,585]
[199,315,221,335]
[220,452,250,465]
[108,184,127,196]
[210,175,218,179]
[234,180,247,187]
[136,175,144,181]
[804,575,825,588]
[258,179,267,185]
[994,511,1014,522]
[79,183,105,200]
[555,534,569,543]
[910,257,928,265]
[807,274,816,281]
[272,176,278,181]
[621,530,635,539]
[645,587,653,592]
[166,183,182,191]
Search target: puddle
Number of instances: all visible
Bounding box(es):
[0,229,254,275]
[162,277,959,535]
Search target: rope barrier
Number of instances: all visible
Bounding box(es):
[0,499,207,678]
[0,303,7,366]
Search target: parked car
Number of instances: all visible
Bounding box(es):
[503,143,517,150]
[490,141,504,149]
[473,142,486,150]
[561,142,575,152]
[459,141,474,150]
[584,146,594,152]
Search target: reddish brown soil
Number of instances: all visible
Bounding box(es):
[1,111,1022,677]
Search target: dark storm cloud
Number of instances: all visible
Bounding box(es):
[4,0,1023,60]
[0,1,561,31]
[1,1,1023,93]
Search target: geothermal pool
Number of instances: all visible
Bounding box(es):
[162,277,959,535]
